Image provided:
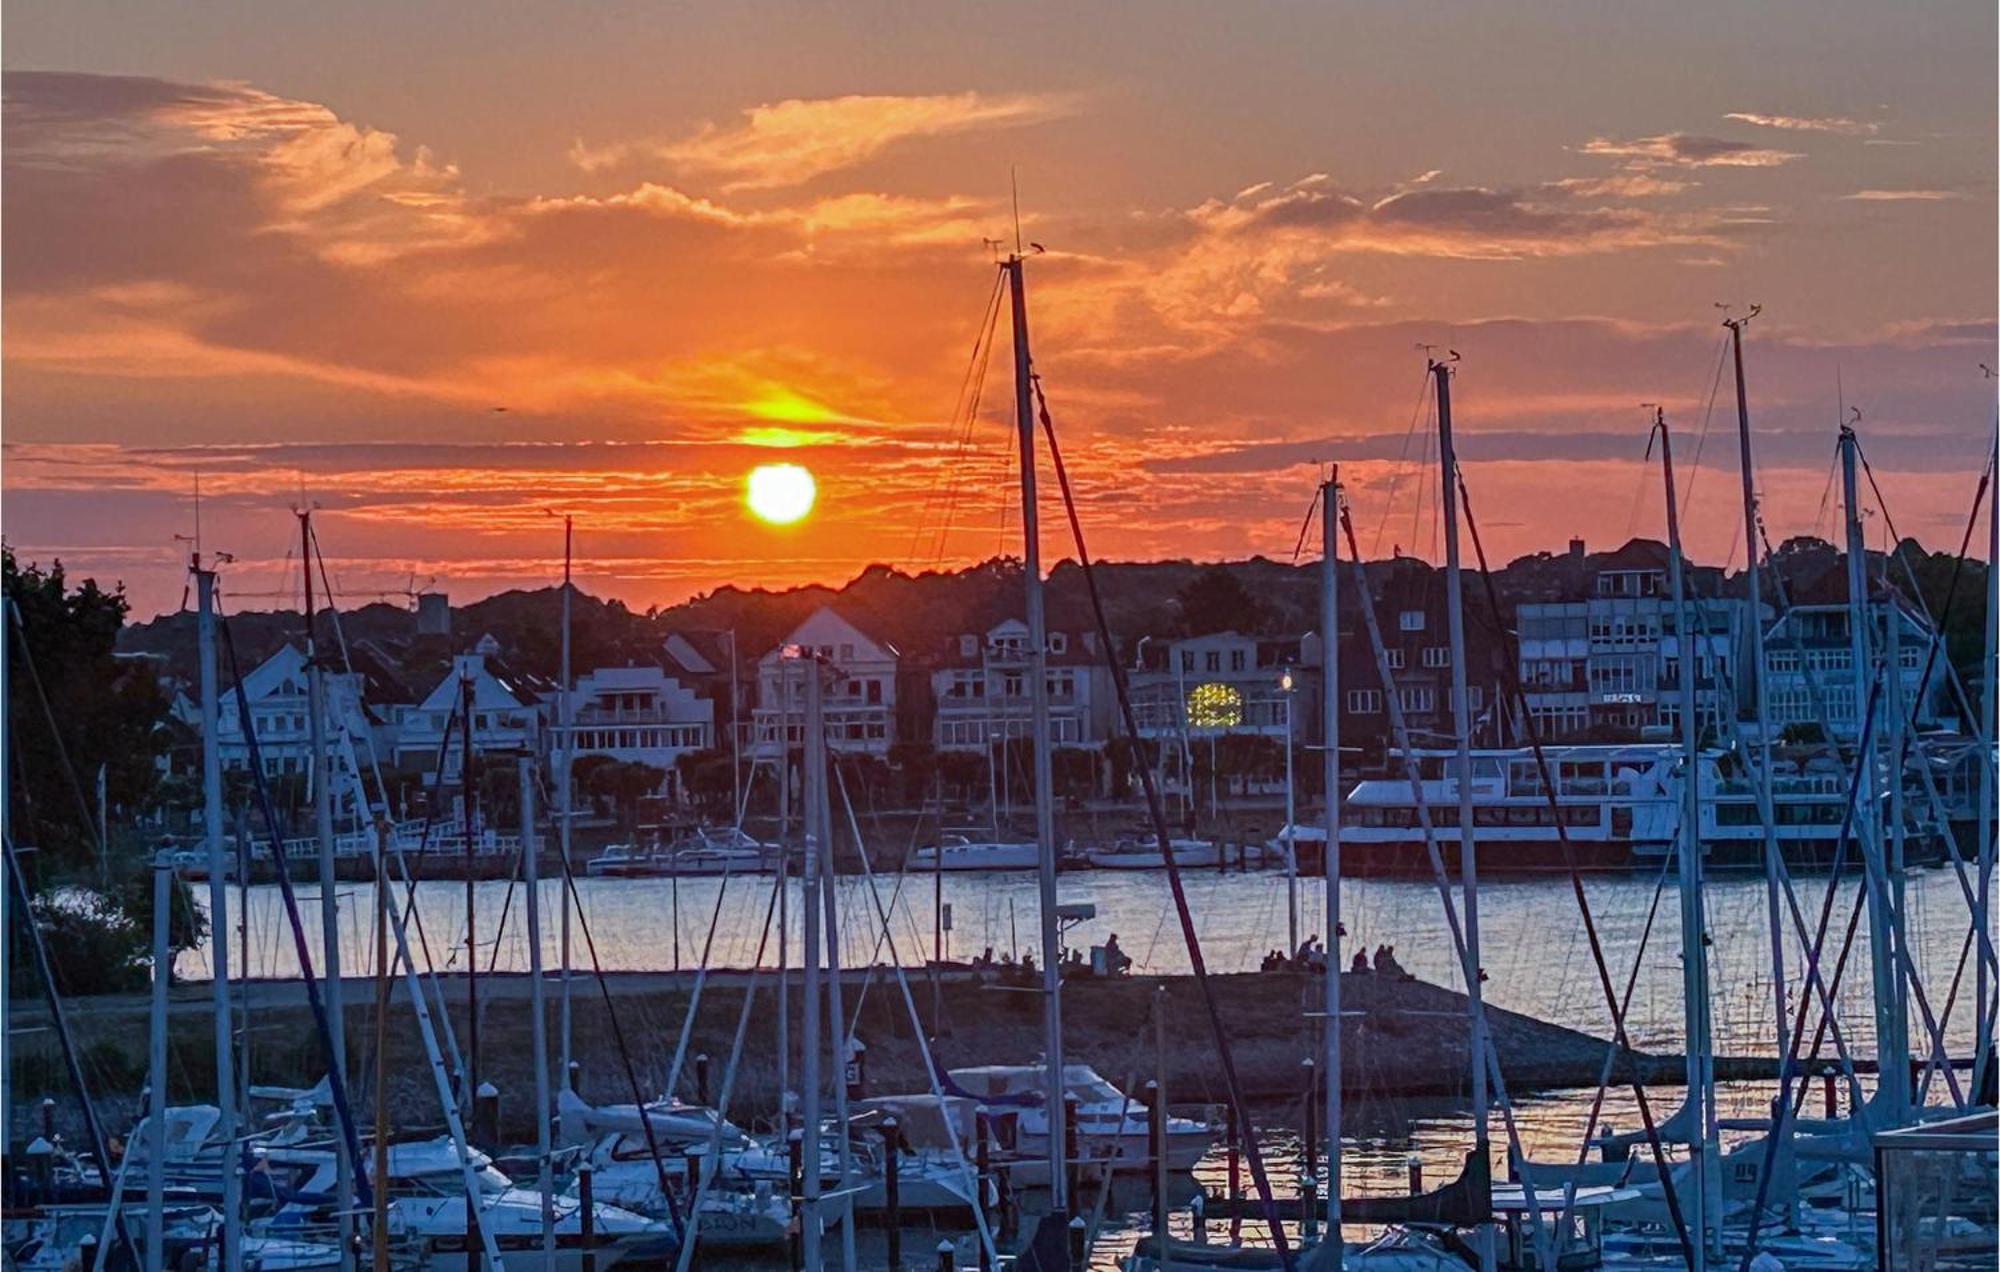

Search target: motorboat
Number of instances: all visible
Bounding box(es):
[909,834,1041,872]
[584,840,670,878]
[262,1136,671,1270]
[1084,837,1219,870]
[669,826,781,875]
[946,1063,1212,1175]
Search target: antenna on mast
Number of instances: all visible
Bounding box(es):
[1010,166,1022,255]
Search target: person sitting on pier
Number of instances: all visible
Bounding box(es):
[1260,948,1285,972]
[1102,932,1133,976]
[1351,949,1370,974]
[1375,944,1412,981]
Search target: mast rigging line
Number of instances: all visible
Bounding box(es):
[1749,511,1990,1058]
[549,814,691,1242]
[1856,438,1996,754]
[2,834,142,1268]
[1737,669,1890,1267]
[670,860,787,1272]
[1371,368,1436,559]
[1031,369,1296,1264]
[1454,456,1699,1270]
[1678,331,1733,528]
[1334,495,1558,1272]
[831,757,1007,1267]
[908,265,1007,570]
[214,610,374,1210]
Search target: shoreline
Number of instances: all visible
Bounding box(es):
[5,968,1829,1145]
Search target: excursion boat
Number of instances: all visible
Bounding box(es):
[909,834,1041,872]
[1083,837,1220,870]
[1326,743,1946,875]
[946,1063,1213,1177]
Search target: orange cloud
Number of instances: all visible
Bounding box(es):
[571,91,1080,189]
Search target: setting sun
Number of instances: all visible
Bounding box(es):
[745,462,817,525]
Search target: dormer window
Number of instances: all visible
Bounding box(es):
[1050,632,1068,655]
[959,634,977,658]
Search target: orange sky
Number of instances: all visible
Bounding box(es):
[3,3,1995,618]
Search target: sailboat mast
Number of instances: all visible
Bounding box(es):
[1319,472,1344,1251]
[1657,411,1717,1264]
[300,510,354,1262]
[521,758,555,1260]
[1724,310,1792,1064]
[146,851,169,1272]
[195,567,242,1267]
[1978,428,1998,1095]
[1431,357,1496,1272]
[799,654,826,1267]
[1841,425,1908,1120]
[461,671,479,1115]
[558,515,574,1087]
[818,714,857,1268]
[1006,252,1068,1211]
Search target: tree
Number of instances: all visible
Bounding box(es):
[888,741,939,805]
[5,550,168,873]
[587,760,667,830]
[675,747,739,814]
[1174,566,1271,636]
[5,549,201,995]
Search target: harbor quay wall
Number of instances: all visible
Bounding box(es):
[8,968,1777,1148]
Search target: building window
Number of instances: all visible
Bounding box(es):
[1050,632,1067,655]
[1229,649,1246,672]
[1397,687,1435,714]
[1399,610,1425,632]
[1204,651,1221,673]
[1386,648,1405,670]
[1422,646,1451,669]
[1180,651,1194,672]
[1345,689,1382,714]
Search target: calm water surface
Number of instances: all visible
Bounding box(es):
[184,862,1988,1232]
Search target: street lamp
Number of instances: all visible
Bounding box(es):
[1280,668,1298,957]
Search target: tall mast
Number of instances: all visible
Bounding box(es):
[1006,251,1068,1211]
[558,516,574,1087]
[1723,309,1791,1065]
[1656,410,1717,1264]
[1431,357,1495,1272]
[195,567,242,1267]
[300,509,354,1264]
[1840,424,1907,1120]
[1319,472,1344,1253]
[799,653,826,1267]
[818,698,857,1268]
[1978,425,1998,1095]
[146,851,170,1272]
[521,758,555,1260]
[460,671,479,1114]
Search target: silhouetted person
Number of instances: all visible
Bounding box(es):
[1103,932,1132,976]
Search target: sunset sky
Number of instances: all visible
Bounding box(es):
[5,2,1995,620]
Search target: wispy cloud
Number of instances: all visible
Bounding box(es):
[1841,188,1965,202]
[570,91,1079,190]
[1542,173,1695,198]
[1723,111,1878,136]
[1579,132,1803,168]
